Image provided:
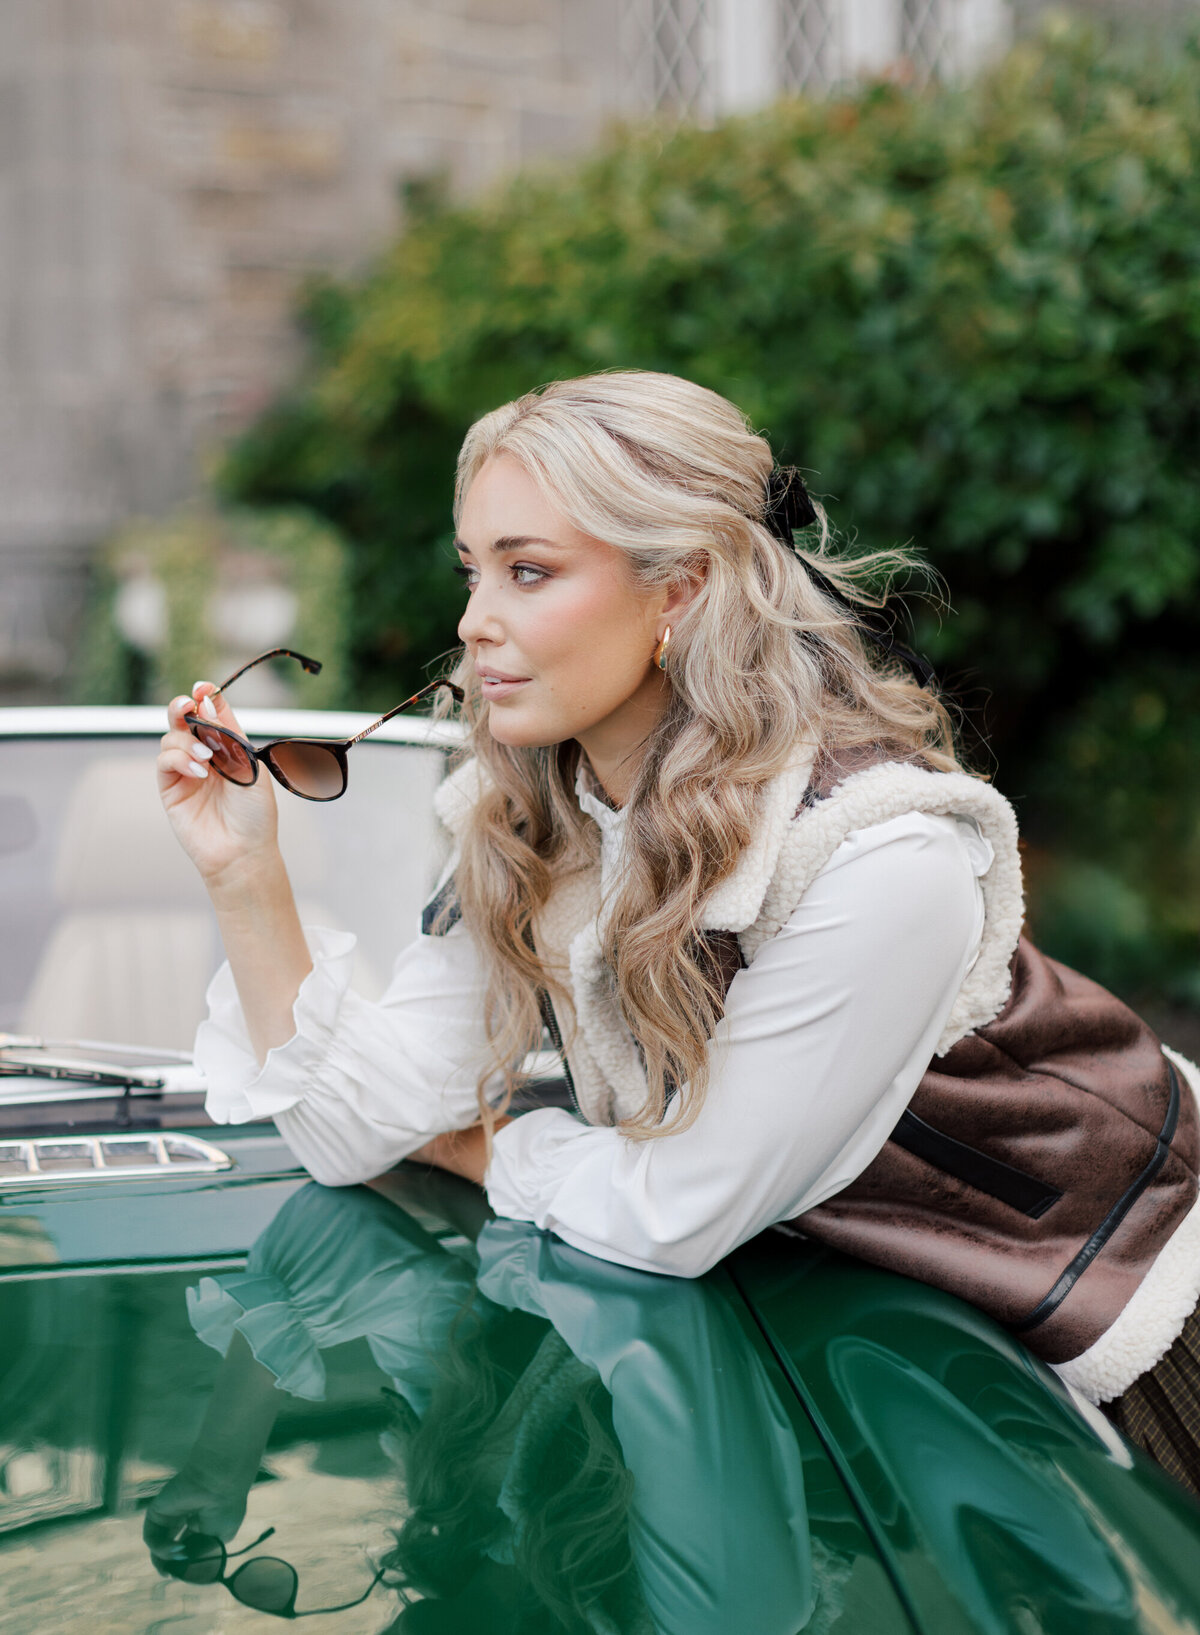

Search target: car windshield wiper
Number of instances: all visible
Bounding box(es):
[0,1059,167,1090]
[0,1033,192,1062]
[0,1035,194,1092]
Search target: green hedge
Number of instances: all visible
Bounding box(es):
[218,19,1200,1009]
[74,506,350,709]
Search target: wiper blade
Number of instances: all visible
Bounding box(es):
[0,1034,200,1090]
[0,1059,166,1091]
[0,1033,192,1063]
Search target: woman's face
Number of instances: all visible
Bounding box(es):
[455,455,682,793]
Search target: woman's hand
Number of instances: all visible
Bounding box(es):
[159,682,312,1063]
[157,682,279,889]
[142,1467,250,1569]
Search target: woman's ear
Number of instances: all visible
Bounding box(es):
[662,555,708,620]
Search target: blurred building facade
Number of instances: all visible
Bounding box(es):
[1,0,1014,700]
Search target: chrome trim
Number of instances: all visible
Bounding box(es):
[0,1059,166,1090]
[0,1132,234,1185]
[0,1257,251,1283]
[0,705,465,749]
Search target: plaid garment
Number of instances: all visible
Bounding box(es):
[1103,1301,1200,1499]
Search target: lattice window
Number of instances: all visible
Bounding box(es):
[778,0,841,92]
[622,0,1009,114]
[622,0,718,120]
[901,0,962,85]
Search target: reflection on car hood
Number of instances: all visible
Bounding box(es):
[0,1170,843,1635]
[3,1165,1200,1634]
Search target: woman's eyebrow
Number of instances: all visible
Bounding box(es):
[454,535,562,555]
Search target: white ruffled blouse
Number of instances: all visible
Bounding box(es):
[196,777,994,1279]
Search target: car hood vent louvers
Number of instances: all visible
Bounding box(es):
[0,1132,233,1184]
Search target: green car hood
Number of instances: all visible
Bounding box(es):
[1,1134,1199,1634]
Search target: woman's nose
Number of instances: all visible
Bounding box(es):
[457,580,502,647]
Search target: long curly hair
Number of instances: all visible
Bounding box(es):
[442,370,964,1137]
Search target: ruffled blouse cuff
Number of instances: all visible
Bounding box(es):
[195,926,357,1125]
[484,1107,594,1227]
[187,1272,327,1400]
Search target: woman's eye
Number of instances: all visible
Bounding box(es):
[453,560,546,589]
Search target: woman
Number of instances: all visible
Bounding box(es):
[158,370,1200,1493]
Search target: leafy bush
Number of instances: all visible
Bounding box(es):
[218,18,1200,1008]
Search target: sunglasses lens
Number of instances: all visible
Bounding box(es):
[192,722,256,786]
[175,1535,225,1585]
[267,741,345,800]
[229,1557,298,1614]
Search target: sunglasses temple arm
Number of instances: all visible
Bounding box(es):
[225,1526,277,1559]
[346,681,464,748]
[209,649,324,699]
[294,1564,389,1616]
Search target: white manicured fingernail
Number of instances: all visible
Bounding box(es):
[190,742,213,761]
[189,762,209,778]
[200,697,218,720]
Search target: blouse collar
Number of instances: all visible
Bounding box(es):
[574,761,625,832]
[574,764,628,894]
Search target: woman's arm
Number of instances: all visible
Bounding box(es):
[409,1120,506,1182]
[161,688,497,1177]
[482,812,988,1276]
[196,915,497,1182]
[158,684,313,1063]
[142,1329,282,1560]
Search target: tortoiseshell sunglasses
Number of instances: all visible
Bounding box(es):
[158,1524,387,1619]
[183,648,463,802]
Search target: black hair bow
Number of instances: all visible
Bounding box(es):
[763,467,819,537]
[762,468,937,691]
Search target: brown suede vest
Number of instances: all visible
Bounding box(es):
[776,746,1200,1364]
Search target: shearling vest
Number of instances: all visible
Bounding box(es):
[430,747,1200,1393]
[784,746,1199,1372]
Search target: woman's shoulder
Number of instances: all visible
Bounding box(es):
[778,748,1019,928]
[818,808,995,880]
[791,739,1017,842]
[765,741,1025,1054]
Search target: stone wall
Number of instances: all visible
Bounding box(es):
[0,0,625,699]
[4,0,1159,699]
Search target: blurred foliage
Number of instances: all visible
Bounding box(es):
[74,506,351,709]
[216,17,1200,1008]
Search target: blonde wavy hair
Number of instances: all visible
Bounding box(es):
[441,371,964,1139]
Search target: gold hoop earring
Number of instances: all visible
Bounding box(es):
[653,626,672,672]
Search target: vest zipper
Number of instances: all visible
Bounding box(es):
[537,989,580,1117]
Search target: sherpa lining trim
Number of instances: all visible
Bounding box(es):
[433,756,488,836]
[1051,1048,1200,1404]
